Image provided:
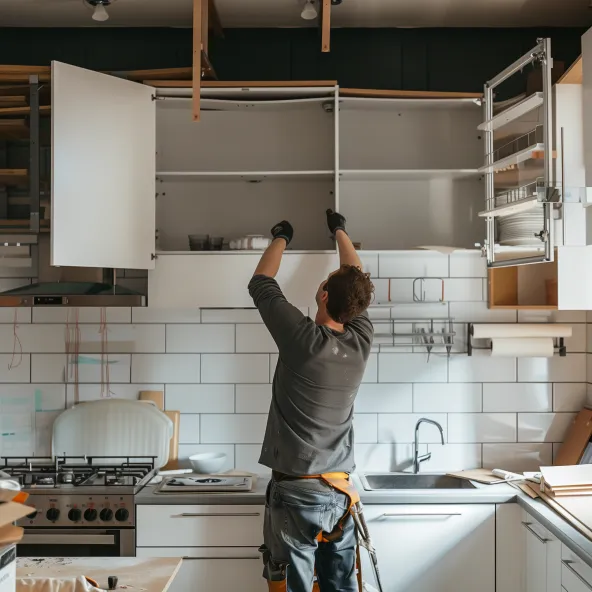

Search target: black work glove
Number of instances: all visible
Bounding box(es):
[270,220,293,245]
[326,209,347,236]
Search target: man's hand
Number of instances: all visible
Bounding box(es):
[271,220,294,245]
[326,209,347,236]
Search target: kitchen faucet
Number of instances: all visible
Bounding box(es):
[413,418,445,474]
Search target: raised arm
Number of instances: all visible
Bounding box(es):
[253,220,293,278]
[326,209,363,269]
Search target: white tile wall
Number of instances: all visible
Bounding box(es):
[1,251,586,475]
[355,384,412,413]
[482,383,552,413]
[482,443,553,472]
[518,354,587,382]
[517,413,577,442]
[131,354,199,383]
[413,383,482,413]
[202,354,269,383]
[166,385,235,413]
[166,324,234,353]
[448,413,517,443]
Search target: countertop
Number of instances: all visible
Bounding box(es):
[17,557,182,592]
[134,474,518,505]
[135,472,592,569]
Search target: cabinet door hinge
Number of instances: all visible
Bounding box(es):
[151,253,158,260]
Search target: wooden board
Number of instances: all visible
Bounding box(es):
[0,169,27,186]
[145,79,338,88]
[341,88,483,99]
[0,104,50,116]
[535,486,592,542]
[0,119,28,140]
[0,96,26,107]
[139,390,164,410]
[17,557,183,592]
[447,469,508,484]
[321,0,331,53]
[163,410,180,469]
[558,56,582,85]
[555,408,592,465]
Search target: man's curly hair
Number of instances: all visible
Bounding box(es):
[325,265,374,324]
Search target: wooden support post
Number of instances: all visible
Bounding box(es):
[202,0,209,56]
[321,0,331,53]
[192,0,202,122]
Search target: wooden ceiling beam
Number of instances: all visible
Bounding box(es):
[321,0,331,53]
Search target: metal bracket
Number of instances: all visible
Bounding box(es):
[534,229,549,243]
[151,253,158,261]
[322,102,334,113]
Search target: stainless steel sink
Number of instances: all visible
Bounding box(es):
[361,473,476,490]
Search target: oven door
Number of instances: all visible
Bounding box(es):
[17,529,135,557]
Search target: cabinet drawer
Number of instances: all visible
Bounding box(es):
[562,545,592,592]
[136,547,260,559]
[136,505,264,547]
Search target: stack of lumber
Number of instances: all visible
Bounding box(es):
[540,465,592,498]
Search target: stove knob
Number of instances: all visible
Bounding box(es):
[84,509,98,522]
[26,510,38,519]
[46,508,60,522]
[100,508,113,522]
[115,508,129,522]
[68,508,82,522]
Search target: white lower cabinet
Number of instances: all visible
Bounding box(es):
[359,504,495,592]
[561,544,592,592]
[136,547,263,592]
[522,509,561,592]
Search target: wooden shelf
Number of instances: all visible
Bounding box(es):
[0,96,27,108]
[156,170,334,181]
[0,119,28,140]
[0,105,50,117]
[0,65,51,84]
[0,169,28,186]
[340,169,480,181]
[0,219,50,233]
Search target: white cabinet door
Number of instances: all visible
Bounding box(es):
[136,548,263,592]
[51,61,156,270]
[561,544,592,592]
[557,246,592,309]
[496,504,526,592]
[148,252,339,308]
[524,520,548,592]
[359,504,495,592]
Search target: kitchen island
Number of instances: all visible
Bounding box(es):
[16,557,182,592]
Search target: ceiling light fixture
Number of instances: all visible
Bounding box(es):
[301,0,318,20]
[83,0,116,23]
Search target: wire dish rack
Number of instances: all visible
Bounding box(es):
[372,317,456,360]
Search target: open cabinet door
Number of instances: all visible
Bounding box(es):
[51,62,156,269]
[479,38,556,268]
[557,246,592,309]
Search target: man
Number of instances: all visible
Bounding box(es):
[248,209,375,592]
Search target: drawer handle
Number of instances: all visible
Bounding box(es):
[521,522,549,544]
[562,560,592,591]
[176,512,261,518]
[380,513,461,518]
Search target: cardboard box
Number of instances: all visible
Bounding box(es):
[0,545,16,592]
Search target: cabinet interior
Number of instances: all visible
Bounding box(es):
[488,258,558,308]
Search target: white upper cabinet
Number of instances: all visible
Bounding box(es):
[51,62,156,270]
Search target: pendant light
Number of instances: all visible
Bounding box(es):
[83,0,116,23]
[301,0,318,20]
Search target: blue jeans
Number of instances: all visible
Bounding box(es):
[261,476,358,592]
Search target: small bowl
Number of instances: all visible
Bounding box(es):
[189,452,227,474]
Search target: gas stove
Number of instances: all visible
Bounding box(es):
[0,456,157,530]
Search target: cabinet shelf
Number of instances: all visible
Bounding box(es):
[478,92,543,132]
[339,169,480,181]
[0,169,28,186]
[0,104,50,117]
[156,250,335,255]
[479,143,547,174]
[156,170,334,181]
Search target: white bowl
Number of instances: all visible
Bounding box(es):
[189,452,227,474]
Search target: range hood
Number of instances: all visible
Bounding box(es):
[0,234,145,307]
[0,281,144,307]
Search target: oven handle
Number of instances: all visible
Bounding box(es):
[21,534,116,545]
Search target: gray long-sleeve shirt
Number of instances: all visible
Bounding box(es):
[248,274,374,476]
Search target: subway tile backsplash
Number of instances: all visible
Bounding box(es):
[0,250,589,474]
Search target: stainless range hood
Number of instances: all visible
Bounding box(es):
[0,234,145,307]
[0,281,145,307]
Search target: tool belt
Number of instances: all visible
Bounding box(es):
[273,471,360,543]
